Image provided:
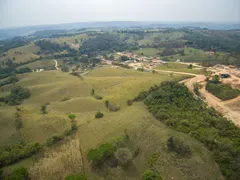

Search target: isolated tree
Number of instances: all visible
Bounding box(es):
[188,64,193,69]
[68,114,76,122]
[95,111,104,119]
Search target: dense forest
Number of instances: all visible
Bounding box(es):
[135,81,240,180]
[80,33,139,56]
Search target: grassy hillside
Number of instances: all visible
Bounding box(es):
[156,62,207,74]
[0,67,223,180]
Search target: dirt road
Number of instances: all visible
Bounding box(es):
[182,75,240,127]
[54,60,59,70]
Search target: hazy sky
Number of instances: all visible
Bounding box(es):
[0,0,239,28]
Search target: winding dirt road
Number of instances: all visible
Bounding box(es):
[54,60,59,70]
[182,75,240,127]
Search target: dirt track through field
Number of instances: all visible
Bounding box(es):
[54,60,59,70]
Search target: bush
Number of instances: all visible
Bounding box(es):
[94,95,103,100]
[114,148,132,166]
[142,170,162,180]
[127,100,133,106]
[41,104,47,114]
[45,135,64,146]
[4,166,29,180]
[65,173,87,180]
[87,143,114,166]
[167,137,192,156]
[64,123,78,136]
[14,117,23,130]
[108,103,120,112]
[91,89,95,96]
[95,111,104,118]
[104,100,109,108]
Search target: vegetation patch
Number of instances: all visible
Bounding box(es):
[206,81,239,100]
[135,81,240,180]
[167,137,192,156]
[95,111,104,119]
[3,166,29,180]
[0,142,41,168]
[0,86,31,105]
[65,173,87,180]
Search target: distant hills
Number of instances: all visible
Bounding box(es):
[0,21,240,40]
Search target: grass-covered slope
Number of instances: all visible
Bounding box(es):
[0,67,223,180]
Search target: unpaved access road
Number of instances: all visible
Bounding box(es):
[54,60,59,70]
[182,75,240,127]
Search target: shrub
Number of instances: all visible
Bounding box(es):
[193,82,200,95]
[87,143,114,166]
[104,100,109,108]
[114,148,132,166]
[41,104,47,114]
[167,137,192,156]
[127,100,133,106]
[4,166,29,180]
[65,173,87,180]
[94,95,103,100]
[137,67,144,72]
[91,89,95,96]
[108,103,120,112]
[14,117,23,130]
[45,135,64,147]
[95,111,104,118]
[64,123,78,136]
[142,170,162,180]
[61,97,70,101]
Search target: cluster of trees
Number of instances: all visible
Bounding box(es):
[80,33,138,56]
[135,81,240,180]
[0,37,28,53]
[34,39,61,52]
[0,75,18,87]
[0,142,41,168]
[206,80,240,100]
[88,134,134,168]
[0,57,42,80]
[0,86,31,105]
[184,30,240,52]
[87,143,115,167]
